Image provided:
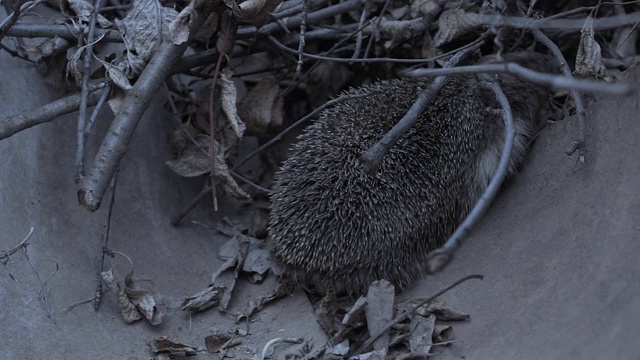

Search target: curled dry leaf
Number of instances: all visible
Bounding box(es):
[236,280,294,321]
[237,77,283,135]
[168,0,197,45]
[575,15,606,79]
[100,270,143,323]
[114,0,178,78]
[124,271,166,325]
[433,324,453,343]
[432,8,481,48]
[149,336,198,357]
[220,68,246,139]
[181,284,227,312]
[410,297,470,321]
[365,280,395,355]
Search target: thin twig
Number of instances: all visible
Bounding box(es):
[0,227,34,263]
[425,76,516,273]
[403,62,633,96]
[76,0,104,184]
[295,0,309,74]
[477,10,640,30]
[95,169,118,310]
[530,28,588,160]
[0,83,107,140]
[360,39,485,174]
[171,179,212,226]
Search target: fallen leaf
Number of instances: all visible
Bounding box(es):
[204,334,241,353]
[124,272,166,325]
[149,336,198,356]
[408,314,435,354]
[410,297,470,321]
[181,284,227,312]
[365,280,395,355]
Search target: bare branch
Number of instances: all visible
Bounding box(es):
[0,85,106,140]
[425,76,516,274]
[77,2,217,211]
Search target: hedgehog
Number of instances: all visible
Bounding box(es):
[269,52,554,294]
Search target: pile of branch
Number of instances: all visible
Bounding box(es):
[0,0,636,220]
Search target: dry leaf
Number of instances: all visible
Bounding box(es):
[411,297,470,321]
[100,270,143,323]
[237,77,283,135]
[124,272,166,325]
[575,15,606,79]
[432,8,481,48]
[410,0,441,19]
[61,0,113,28]
[365,280,395,355]
[205,334,241,353]
[195,13,220,42]
[433,324,453,343]
[149,336,198,356]
[408,314,435,354]
[114,0,179,77]
[181,284,227,312]
[224,0,282,26]
[220,68,246,139]
[237,280,294,321]
[166,134,210,177]
[168,0,197,45]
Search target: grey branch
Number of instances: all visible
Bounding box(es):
[0,89,103,140]
[77,2,216,211]
[425,77,515,274]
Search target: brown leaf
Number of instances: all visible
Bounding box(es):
[149,336,198,356]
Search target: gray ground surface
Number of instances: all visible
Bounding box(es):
[2,32,639,360]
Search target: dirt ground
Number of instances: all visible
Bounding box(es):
[2,33,640,360]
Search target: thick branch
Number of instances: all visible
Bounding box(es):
[77,2,216,211]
